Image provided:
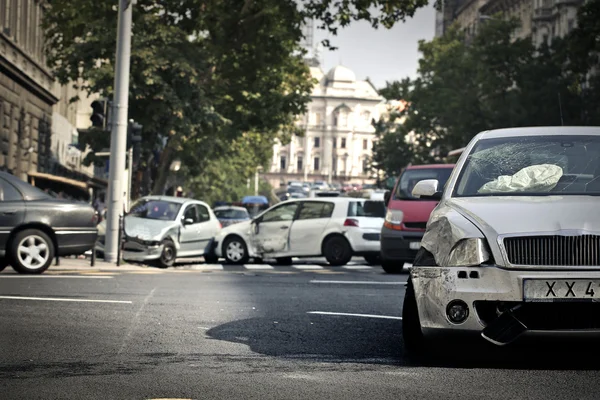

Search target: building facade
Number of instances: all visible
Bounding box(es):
[0,0,105,201]
[267,65,384,187]
[435,0,583,46]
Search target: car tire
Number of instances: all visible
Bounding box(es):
[403,279,426,357]
[363,254,381,265]
[323,235,352,266]
[157,239,176,269]
[0,259,8,272]
[10,229,55,275]
[381,260,404,274]
[223,236,249,264]
[275,257,293,265]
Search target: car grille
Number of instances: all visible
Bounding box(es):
[504,235,600,266]
[403,222,427,230]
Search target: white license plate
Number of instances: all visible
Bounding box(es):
[409,242,421,250]
[523,279,600,302]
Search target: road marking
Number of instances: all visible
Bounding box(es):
[243,264,274,270]
[293,265,324,270]
[0,296,132,304]
[0,275,114,279]
[190,264,224,270]
[343,265,373,270]
[310,280,405,285]
[308,311,402,320]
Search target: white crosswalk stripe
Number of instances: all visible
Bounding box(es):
[292,265,324,270]
[342,265,373,270]
[190,264,224,270]
[243,264,275,270]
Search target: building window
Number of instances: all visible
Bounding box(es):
[363,139,368,150]
[280,155,286,171]
[361,111,371,125]
[314,137,320,148]
[333,138,336,148]
[297,156,303,172]
[341,138,346,148]
[313,157,320,171]
[362,159,369,173]
[315,112,322,126]
[337,111,348,127]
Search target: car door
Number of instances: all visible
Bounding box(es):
[193,203,217,255]
[288,201,335,256]
[252,202,299,255]
[178,203,201,256]
[0,177,26,254]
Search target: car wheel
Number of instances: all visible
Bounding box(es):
[0,259,8,272]
[10,229,55,274]
[223,237,249,264]
[157,239,176,268]
[403,279,426,357]
[275,257,293,265]
[363,254,381,265]
[323,235,352,266]
[381,260,404,274]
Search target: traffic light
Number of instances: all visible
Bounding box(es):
[90,99,111,131]
[127,120,143,167]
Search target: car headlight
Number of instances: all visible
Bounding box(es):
[383,209,404,230]
[447,238,490,267]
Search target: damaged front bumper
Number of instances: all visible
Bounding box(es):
[411,266,600,344]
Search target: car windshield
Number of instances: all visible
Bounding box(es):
[215,209,249,219]
[395,168,453,200]
[454,135,600,197]
[128,199,182,220]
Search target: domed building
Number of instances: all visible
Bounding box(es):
[268,64,384,186]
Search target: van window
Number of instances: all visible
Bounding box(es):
[395,168,453,200]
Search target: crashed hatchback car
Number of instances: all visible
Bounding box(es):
[96,196,221,268]
[403,126,600,352]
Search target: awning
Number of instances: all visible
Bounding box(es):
[28,171,88,190]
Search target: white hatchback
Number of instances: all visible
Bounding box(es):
[213,198,385,265]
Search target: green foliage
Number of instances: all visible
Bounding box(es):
[371,12,600,178]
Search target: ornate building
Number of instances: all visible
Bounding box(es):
[267,65,384,186]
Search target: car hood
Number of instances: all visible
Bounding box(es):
[449,196,600,237]
[123,216,179,241]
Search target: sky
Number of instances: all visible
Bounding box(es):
[312,3,436,90]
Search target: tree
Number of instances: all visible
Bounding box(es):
[43,0,425,199]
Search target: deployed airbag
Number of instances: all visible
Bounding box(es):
[478,164,563,194]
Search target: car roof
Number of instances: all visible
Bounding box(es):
[214,206,247,211]
[405,164,455,170]
[0,171,50,200]
[477,126,600,140]
[279,197,364,205]
[140,195,205,205]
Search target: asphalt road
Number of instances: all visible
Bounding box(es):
[1,258,600,400]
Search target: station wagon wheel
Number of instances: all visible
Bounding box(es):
[10,229,55,274]
[224,237,249,264]
[323,235,352,266]
[157,239,176,269]
[402,279,426,358]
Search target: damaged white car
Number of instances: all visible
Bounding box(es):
[403,126,600,352]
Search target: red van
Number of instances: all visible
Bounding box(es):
[380,164,455,273]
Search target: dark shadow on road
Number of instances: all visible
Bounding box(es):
[206,315,600,371]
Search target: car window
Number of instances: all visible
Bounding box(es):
[129,199,182,221]
[395,168,453,200]
[297,202,334,220]
[215,209,249,219]
[183,204,199,223]
[196,204,210,222]
[261,203,298,223]
[0,178,23,201]
[347,200,386,218]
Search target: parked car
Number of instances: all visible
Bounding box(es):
[403,126,600,354]
[311,181,329,190]
[0,171,97,274]
[213,198,385,266]
[214,206,250,228]
[96,196,221,268]
[380,164,455,273]
[241,195,269,218]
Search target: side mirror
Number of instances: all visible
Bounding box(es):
[183,218,194,225]
[383,190,391,205]
[412,179,442,200]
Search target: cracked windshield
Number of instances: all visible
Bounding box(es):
[1,0,599,399]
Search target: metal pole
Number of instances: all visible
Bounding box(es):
[254,168,259,196]
[127,147,133,211]
[105,0,133,263]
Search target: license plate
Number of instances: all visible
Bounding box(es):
[523,279,600,302]
[409,242,421,250]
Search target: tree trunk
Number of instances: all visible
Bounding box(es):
[151,145,174,195]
